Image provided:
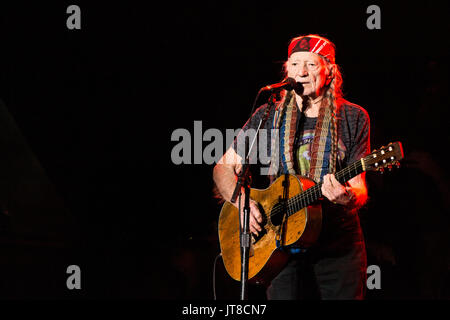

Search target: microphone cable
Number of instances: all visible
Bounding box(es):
[212,252,222,300]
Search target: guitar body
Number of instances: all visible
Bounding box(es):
[218,174,322,286]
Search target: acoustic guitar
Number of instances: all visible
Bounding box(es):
[218,141,404,285]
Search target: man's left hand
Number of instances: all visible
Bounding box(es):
[321,174,354,206]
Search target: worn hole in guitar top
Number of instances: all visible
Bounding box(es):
[252,201,285,245]
[270,202,286,227]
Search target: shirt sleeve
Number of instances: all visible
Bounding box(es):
[347,106,371,164]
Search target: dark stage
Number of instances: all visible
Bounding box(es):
[0,1,448,301]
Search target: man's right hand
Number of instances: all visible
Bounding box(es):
[236,199,263,236]
[213,147,264,236]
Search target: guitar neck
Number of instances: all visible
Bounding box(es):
[287,159,365,216]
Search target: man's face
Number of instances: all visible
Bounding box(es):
[286,51,330,98]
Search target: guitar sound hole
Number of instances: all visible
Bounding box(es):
[270,202,286,226]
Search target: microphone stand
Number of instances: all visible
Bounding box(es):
[230,91,277,300]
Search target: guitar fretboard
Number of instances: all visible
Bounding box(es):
[286,159,364,216]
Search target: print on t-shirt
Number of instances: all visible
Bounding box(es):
[296,129,315,176]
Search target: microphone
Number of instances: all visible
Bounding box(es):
[260,77,303,93]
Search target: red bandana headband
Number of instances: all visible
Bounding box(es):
[288,35,335,64]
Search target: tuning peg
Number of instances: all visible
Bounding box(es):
[378,167,384,174]
[387,164,393,171]
[395,161,401,169]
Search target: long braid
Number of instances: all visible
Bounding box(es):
[268,90,291,179]
[329,62,343,174]
[326,76,339,174]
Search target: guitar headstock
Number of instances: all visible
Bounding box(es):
[363,141,404,173]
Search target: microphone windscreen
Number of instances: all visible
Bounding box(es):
[293,81,304,95]
[286,77,304,95]
[285,77,296,86]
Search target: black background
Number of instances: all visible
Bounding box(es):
[0,1,449,299]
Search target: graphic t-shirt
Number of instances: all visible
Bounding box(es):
[294,116,317,176]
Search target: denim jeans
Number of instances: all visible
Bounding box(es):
[266,241,367,300]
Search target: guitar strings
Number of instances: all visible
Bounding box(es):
[267,160,364,219]
[291,160,362,208]
[269,165,358,218]
[268,149,396,218]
